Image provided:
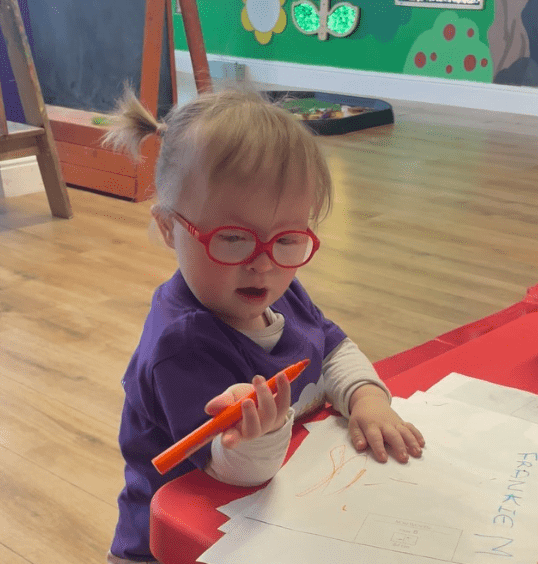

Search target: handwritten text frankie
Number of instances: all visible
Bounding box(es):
[475,452,537,557]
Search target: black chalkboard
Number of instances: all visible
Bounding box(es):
[26,0,173,118]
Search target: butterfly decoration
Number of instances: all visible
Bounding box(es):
[291,0,361,40]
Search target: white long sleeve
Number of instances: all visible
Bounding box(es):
[205,408,294,487]
[323,337,391,418]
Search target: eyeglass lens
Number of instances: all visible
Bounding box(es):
[208,229,314,266]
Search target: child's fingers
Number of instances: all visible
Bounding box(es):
[362,426,389,463]
[349,418,368,452]
[221,427,242,449]
[255,373,291,433]
[240,398,262,440]
[209,373,293,446]
[351,420,424,463]
[273,372,291,419]
[380,425,410,463]
[252,376,277,431]
[204,393,233,415]
[397,423,424,457]
[406,422,426,447]
[227,383,256,401]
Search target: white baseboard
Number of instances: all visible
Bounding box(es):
[175,50,538,117]
[0,157,45,198]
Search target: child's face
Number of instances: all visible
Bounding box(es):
[157,178,315,332]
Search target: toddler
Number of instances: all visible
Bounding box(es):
[104,87,425,564]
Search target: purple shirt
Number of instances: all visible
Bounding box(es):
[111,270,346,560]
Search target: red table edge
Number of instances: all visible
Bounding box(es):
[374,283,538,381]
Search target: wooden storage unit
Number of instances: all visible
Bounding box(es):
[46,104,159,201]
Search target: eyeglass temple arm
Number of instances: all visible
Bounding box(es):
[173,212,200,239]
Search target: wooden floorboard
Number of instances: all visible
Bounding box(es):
[1,96,537,563]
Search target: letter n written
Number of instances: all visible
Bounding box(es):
[474,534,513,557]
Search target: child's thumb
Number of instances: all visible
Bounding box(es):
[204,383,254,415]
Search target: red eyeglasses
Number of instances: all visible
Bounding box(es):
[171,211,320,268]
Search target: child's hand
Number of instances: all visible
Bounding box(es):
[348,385,425,463]
[204,373,291,449]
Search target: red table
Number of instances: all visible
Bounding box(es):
[150,289,538,564]
[374,283,538,380]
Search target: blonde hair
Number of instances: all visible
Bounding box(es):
[102,85,333,230]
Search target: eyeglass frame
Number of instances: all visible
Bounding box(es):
[170,211,321,268]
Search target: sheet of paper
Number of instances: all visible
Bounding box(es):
[201,395,538,564]
[216,491,264,533]
[427,372,538,423]
[217,490,263,519]
[202,515,452,564]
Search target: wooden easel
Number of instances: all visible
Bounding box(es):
[0,0,72,218]
[45,0,211,203]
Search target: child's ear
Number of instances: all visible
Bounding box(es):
[151,205,175,249]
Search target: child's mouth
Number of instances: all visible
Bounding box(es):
[236,287,268,300]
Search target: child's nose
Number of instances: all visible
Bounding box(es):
[247,250,274,272]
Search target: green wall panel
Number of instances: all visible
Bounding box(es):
[173,0,494,81]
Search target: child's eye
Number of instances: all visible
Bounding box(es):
[217,232,247,243]
[277,235,300,245]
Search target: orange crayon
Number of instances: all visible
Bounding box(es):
[152,359,310,475]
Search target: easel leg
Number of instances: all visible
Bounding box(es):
[177,0,212,93]
[34,134,73,218]
[0,0,72,218]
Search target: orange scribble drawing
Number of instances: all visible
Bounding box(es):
[334,468,367,494]
[389,477,418,486]
[296,444,367,497]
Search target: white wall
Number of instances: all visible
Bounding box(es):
[0,157,44,198]
[175,51,538,117]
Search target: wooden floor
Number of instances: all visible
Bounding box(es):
[1,98,537,564]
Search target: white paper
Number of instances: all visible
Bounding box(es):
[216,491,264,533]
[201,516,444,564]
[201,394,538,564]
[428,372,538,423]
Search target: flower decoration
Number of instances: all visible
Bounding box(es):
[241,0,287,45]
